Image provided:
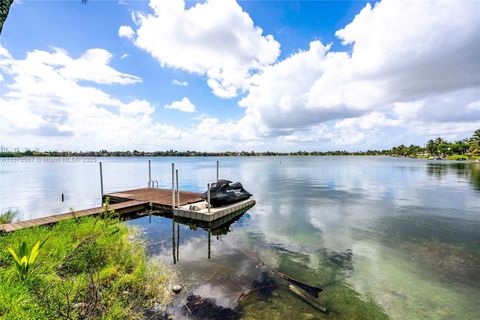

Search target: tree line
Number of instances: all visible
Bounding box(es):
[390,129,479,158]
[1,129,479,159]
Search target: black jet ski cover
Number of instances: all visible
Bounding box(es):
[202,179,252,207]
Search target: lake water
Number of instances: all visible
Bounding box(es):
[1,156,479,319]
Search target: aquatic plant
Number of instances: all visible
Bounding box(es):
[7,239,47,280]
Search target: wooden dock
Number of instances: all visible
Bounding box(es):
[107,187,203,209]
[0,200,147,233]
[107,187,256,223]
[1,187,255,233]
[175,198,256,222]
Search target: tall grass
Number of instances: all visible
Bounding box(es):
[0,215,176,319]
[0,210,21,224]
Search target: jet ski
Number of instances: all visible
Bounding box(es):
[202,179,252,207]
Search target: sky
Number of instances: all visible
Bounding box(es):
[0,0,479,152]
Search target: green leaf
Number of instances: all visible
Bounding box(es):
[19,242,27,258]
[7,246,21,265]
[28,240,41,264]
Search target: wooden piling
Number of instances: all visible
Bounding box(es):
[148,160,151,187]
[171,163,175,209]
[99,162,104,204]
[207,183,211,215]
[208,230,211,259]
[176,169,180,208]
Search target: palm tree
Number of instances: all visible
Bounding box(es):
[426,139,436,156]
[0,0,14,35]
[1,1,87,35]
[469,129,480,155]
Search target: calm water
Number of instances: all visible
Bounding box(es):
[1,156,479,319]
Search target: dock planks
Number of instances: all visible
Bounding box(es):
[106,187,203,208]
[1,188,255,233]
[0,200,147,233]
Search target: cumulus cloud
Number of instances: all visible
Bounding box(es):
[118,25,135,40]
[237,0,480,144]
[164,97,196,112]
[0,47,265,151]
[0,47,182,150]
[123,0,280,98]
[2,0,479,151]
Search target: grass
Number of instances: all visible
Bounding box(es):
[0,210,21,224]
[447,155,468,160]
[0,215,176,320]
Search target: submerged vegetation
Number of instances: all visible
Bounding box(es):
[237,248,389,320]
[0,215,176,319]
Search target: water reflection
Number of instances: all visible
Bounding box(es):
[2,157,480,319]
[426,162,480,191]
[128,207,250,263]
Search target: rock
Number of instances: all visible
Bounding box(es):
[172,285,182,294]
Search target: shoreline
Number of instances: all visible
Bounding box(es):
[1,154,479,162]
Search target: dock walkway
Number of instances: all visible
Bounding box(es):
[1,188,255,233]
[0,200,147,233]
[107,187,203,209]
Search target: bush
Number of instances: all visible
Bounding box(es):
[0,216,176,319]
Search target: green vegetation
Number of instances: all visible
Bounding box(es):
[2,129,479,159]
[0,0,14,35]
[447,155,468,161]
[7,239,47,281]
[0,149,389,157]
[0,210,21,224]
[0,215,176,319]
[242,249,389,320]
[390,129,480,159]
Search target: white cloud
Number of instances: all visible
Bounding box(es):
[0,45,11,58]
[0,47,265,151]
[2,0,479,151]
[237,0,480,143]
[172,79,188,87]
[60,48,141,84]
[126,0,280,98]
[164,97,196,112]
[120,100,154,116]
[120,53,129,59]
[118,25,135,40]
[0,47,182,150]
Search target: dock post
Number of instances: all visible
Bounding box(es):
[216,160,219,182]
[176,169,180,208]
[207,183,211,215]
[99,162,104,205]
[208,230,211,259]
[172,163,175,210]
[177,223,180,261]
[148,160,151,187]
[172,220,176,264]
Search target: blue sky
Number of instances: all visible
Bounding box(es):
[0,0,479,151]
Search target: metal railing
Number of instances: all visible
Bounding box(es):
[148,180,159,188]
